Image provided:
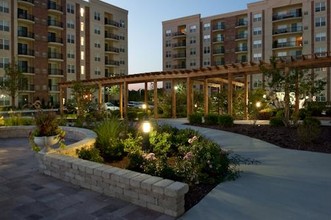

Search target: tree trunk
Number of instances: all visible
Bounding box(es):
[284,67,290,127]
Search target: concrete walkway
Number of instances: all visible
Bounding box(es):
[158,118,331,220]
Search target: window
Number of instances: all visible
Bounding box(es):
[0,1,9,13]
[165,40,171,47]
[253,27,262,35]
[0,20,9,31]
[94,11,101,21]
[315,47,327,56]
[315,17,326,27]
[165,82,171,89]
[190,36,196,44]
[80,7,84,17]
[165,51,171,58]
[165,29,171,37]
[204,46,210,54]
[165,62,171,69]
[81,65,85,75]
[0,57,9,68]
[67,20,74,29]
[190,60,196,67]
[190,48,196,55]
[80,36,84,46]
[190,25,197,33]
[203,59,210,66]
[94,41,101,48]
[81,51,84,60]
[277,51,287,57]
[316,32,326,42]
[203,23,210,31]
[94,54,101,62]
[253,40,262,48]
[94,26,101,35]
[67,3,74,14]
[67,34,74,44]
[203,34,210,41]
[80,22,84,31]
[67,65,75,73]
[253,53,262,62]
[94,67,101,75]
[315,2,326,12]
[0,38,9,50]
[67,50,75,59]
[253,13,262,22]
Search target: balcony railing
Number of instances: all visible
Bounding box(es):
[213,48,225,54]
[105,46,120,53]
[235,33,248,40]
[214,61,225,66]
[18,0,34,5]
[17,13,35,22]
[272,41,302,49]
[48,52,63,59]
[213,37,224,43]
[236,20,248,27]
[236,58,248,63]
[172,42,186,48]
[104,32,120,40]
[48,68,63,75]
[235,46,248,52]
[20,84,34,91]
[272,10,302,21]
[48,19,63,28]
[172,31,186,37]
[273,26,303,35]
[49,85,59,91]
[48,36,63,44]
[104,18,120,27]
[105,60,120,66]
[173,64,186,69]
[172,53,186,58]
[18,48,35,56]
[18,30,34,39]
[48,1,63,12]
[212,24,225,31]
[20,66,34,73]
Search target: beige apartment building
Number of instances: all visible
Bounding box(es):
[162,0,331,102]
[0,0,128,108]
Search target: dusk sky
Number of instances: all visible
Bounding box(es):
[104,0,257,75]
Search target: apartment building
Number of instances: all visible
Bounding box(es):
[162,0,331,101]
[0,0,128,108]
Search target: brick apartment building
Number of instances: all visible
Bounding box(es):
[0,0,127,107]
[162,0,331,102]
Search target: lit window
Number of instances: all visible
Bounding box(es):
[81,65,85,75]
[81,37,84,46]
[80,8,84,17]
[81,51,84,60]
[203,23,210,31]
[165,29,171,37]
[80,22,84,31]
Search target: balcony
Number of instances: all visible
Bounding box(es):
[48,1,63,13]
[172,53,186,59]
[104,18,120,28]
[49,85,59,92]
[212,37,224,43]
[18,48,35,57]
[104,32,120,41]
[273,26,303,35]
[18,0,34,6]
[235,33,248,40]
[236,20,248,27]
[172,42,186,48]
[48,52,63,60]
[236,57,248,63]
[48,68,63,76]
[20,84,34,92]
[48,19,63,29]
[235,46,248,52]
[20,66,35,74]
[273,9,302,21]
[105,60,120,66]
[212,24,225,31]
[105,46,120,54]
[213,48,225,55]
[48,36,63,44]
[18,30,34,40]
[173,64,186,69]
[213,61,225,66]
[17,13,35,23]
[272,41,302,49]
[172,31,186,38]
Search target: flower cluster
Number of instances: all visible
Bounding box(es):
[183,151,193,160]
[188,136,198,144]
[143,152,156,161]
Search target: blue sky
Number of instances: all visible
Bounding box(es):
[104,0,257,74]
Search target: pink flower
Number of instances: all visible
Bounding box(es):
[188,136,198,144]
[183,151,193,160]
[143,153,156,161]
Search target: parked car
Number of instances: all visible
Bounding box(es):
[103,102,120,111]
[128,101,153,109]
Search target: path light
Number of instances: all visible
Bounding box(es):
[142,120,151,152]
[256,101,261,108]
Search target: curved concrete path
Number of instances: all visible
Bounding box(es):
[159,119,331,220]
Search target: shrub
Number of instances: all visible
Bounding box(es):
[94,117,128,161]
[269,117,284,126]
[218,114,234,127]
[257,111,273,120]
[298,108,310,120]
[204,113,219,125]
[188,113,203,125]
[297,117,321,143]
[76,147,104,163]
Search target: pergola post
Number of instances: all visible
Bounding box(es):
[153,79,158,119]
[144,81,148,107]
[119,83,123,119]
[59,86,64,114]
[204,78,209,116]
[171,79,177,118]
[98,83,102,110]
[186,77,192,117]
[123,82,128,119]
[227,72,233,116]
[244,74,249,119]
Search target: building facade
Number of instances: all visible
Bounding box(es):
[162,0,331,101]
[0,0,128,108]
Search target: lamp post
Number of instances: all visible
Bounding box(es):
[142,120,151,152]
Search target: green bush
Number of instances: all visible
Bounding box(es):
[298,108,310,120]
[204,113,219,125]
[76,147,104,163]
[218,115,234,127]
[127,111,137,121]
[188,113,203,125]
[297,117,321,143]
[257,111,273,120]
[269,117,284,126]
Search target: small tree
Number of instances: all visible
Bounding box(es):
[1,61,24,108]
[71,81,96,117]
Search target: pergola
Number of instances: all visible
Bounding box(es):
[59,52,331,118]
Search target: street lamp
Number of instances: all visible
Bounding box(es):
[142,120,151,152]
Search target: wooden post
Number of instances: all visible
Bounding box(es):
[187,77,192,117]
[171,79,176,118]
[204,78,209,116]
[244,74,249,119]
[153,79,158,119]
[284,67,290,126]
[98,83,102,110]
[227,72,233,116]
[119,83,123,119]
[59,86,64,114]
[144,81,148,106]
[123,82,128,119]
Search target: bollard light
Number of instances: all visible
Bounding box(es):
[142,121,151,133]
[256,101,261,108]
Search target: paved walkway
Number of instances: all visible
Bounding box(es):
[159,119,331,220]
[1,120,331,220]
[0,138,174,220]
